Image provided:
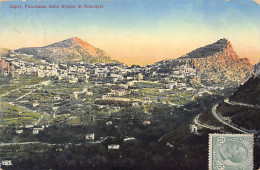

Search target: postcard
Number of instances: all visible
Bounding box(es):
[0,0,259,169]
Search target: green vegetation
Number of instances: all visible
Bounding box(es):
[198,109,224,127]
[230,76,260,105]
[0,76,47,95]
[0,66,258,169]
[133,82,164,89]
[217,102,260,130]
[0,101,39,126]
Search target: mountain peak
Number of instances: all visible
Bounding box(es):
[70,37,80,40]
[44,37,93,49]
[152,38,252,86]
[67,37,83,43]
[180,38,234,59]
[16,37,116,64]
[216,38,229,44]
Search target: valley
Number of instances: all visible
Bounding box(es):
[0,38,259,169]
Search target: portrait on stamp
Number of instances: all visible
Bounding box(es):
[209,134,254,170]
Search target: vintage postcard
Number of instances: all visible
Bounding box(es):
[0,0,259,169]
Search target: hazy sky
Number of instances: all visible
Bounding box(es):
[0,0,260,65]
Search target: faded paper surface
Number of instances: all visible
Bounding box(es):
[0,0,259,169]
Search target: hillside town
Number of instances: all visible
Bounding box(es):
[1,50,231,94]
[0,38,258,169]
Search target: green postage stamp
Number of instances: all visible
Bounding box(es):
[209,134,254,170]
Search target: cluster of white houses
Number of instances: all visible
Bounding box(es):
[15,125,45,135]
[2,52,228,102]
[2,51,203,86]
[1,50,249,92]
[1,51,146,84]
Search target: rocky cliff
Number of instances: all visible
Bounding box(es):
[152,38,253,86]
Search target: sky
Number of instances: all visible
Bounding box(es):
[0,0,259,66]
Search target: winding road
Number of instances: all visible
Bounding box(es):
[193,113,220,131]
[211,103,249,134]
[224,98,260,109]
[192,98,256,134]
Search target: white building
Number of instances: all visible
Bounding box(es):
[143,121,151,125]
[185,87,195,91]
[108,144,120,150]
[190,124,198,133]
[1,160,12,166]
[86,133,95,140]
[166,82,177,89]
[33,129,39,134]
[136,73,143,81]
[86,92,93,96]
[25,125,34,128]
[54,95,61,101]
[33,128,43,134]
[106,121,112,125]
[33,102,40,107]
[16,130,23,134]
[37,71,45,78]
[123,137,136,142]
[132,102,139,107]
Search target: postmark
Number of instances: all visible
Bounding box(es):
[209,134,254,170]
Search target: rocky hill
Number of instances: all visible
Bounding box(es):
[150,38,252,86]
[216,75,260,130]
[15,37,117,64]
[180,38,231,59]
[229,75,260,105]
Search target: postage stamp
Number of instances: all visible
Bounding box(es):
[209,134,254,170]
